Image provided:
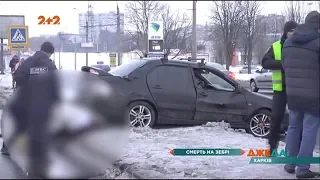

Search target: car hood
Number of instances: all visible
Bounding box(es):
[243,89,273,109]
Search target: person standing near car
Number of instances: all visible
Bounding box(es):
[9,55,19,89]
[282,11,320,178]
[1,41,57,156]
[261,20,298,153]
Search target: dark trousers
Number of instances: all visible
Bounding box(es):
[268,91,287,150]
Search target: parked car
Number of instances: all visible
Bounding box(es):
[239,65,261,74]
[249,68,272,92]
[81,58,288,138]
[206,62,236,79]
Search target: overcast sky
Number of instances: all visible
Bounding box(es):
[0,1,318,38]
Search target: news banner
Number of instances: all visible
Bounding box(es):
[169,148,320,164]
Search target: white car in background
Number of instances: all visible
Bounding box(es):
[249,68,272,92]
[238,65,261,74]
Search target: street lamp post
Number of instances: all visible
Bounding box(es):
[73,7,90,66]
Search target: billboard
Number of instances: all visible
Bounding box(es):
[0,15,25,39]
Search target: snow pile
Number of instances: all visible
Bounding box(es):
[110,122,319,179]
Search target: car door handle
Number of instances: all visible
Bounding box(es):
[152,85,162,89]
[199,92,208,97]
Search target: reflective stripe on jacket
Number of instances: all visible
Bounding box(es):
[272,40,283,91]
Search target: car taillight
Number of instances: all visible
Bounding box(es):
[228,72,235,79]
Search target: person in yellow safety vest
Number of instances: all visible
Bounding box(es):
[261,20,298,153]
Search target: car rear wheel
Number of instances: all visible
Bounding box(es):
[246,109,271,138]
[250,80,259,92]
[128,101,156,128]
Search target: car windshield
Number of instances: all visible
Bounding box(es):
[207,63,226,71]
[109,60,147,76]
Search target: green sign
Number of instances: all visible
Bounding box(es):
[109,53,116,67]
[249,157,320,164]
[169,148,245,156]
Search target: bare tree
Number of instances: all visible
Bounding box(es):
[253,19,269,65]
[160,4,191,57]
[241,1,261,74]
[125,1,164,55]
[206,24,225,64]
[209,1,245,70]
[283,1,308,24]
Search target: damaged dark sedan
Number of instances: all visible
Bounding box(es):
[81,58,288,138]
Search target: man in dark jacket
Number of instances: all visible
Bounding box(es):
[1,41,57,156]
[14,41,57,89]
[261,20,298,152]
[9,55,19,89]
[282,11,320,179]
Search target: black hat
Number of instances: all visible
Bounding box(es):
[283,21,298,34]
[40,41,55,54]
[305,11,320,30]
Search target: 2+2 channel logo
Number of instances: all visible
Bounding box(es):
[38,16,61,25]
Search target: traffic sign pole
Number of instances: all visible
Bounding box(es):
[18,46,21,60]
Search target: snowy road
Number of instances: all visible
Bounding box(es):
[115,122,319,179]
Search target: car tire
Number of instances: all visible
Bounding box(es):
[250,80,259,92]
[127,101,156,128]
[245,109,272,138]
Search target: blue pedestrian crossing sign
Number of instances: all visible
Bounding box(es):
[8,25,29,47]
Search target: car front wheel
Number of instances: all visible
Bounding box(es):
[128,101,156,128]
[246,109,271,138]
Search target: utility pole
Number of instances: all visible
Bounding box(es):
[191,0,197,61]
[116,3,121,66]
[74,37,77,70]
[85,2,90,66]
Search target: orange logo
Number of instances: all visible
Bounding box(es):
[38,16,60,25]
[247,149,271,157]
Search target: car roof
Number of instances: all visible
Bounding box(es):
[139,58,229,74]
[140,58,206,68]
[136,58,238,85]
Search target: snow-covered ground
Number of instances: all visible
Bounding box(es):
[1,71,318,179]
[112,122,319,179]
[0,73,13,135]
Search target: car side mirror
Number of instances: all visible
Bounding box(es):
[255,69,260,73]
[235,84,242,94]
